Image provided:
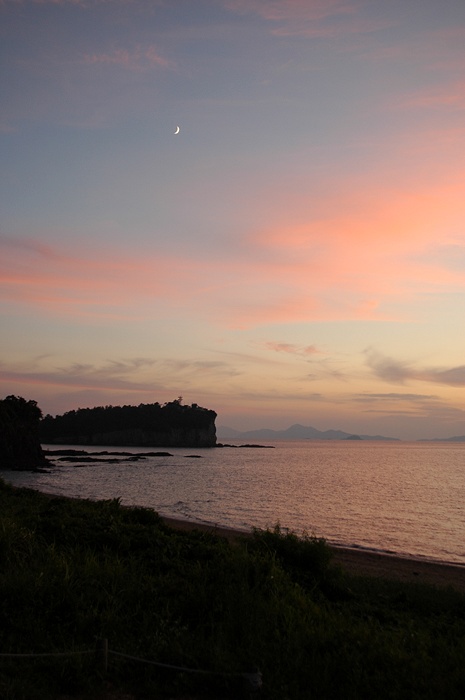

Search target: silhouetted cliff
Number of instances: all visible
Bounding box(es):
[0,395,50,470]
[40,399,217,447]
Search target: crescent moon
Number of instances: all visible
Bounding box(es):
[174,126,180,134]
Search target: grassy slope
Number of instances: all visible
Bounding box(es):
[1,479,465,700]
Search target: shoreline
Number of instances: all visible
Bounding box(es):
[4,483,465,592]
[161,515,465,593]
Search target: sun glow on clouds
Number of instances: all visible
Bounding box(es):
[2,0,465,438]
[248,175,465,321]
[2,163,465,329]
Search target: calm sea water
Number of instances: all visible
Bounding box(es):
[3,440,465,565]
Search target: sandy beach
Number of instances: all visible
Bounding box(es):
[16,489,465,593]
[161,516,465,593]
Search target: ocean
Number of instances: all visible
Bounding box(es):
[3,440,465,565]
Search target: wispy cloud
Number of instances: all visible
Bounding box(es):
[265,341,322,357]
[353,393,438,402]
[394,80,465,112]
[0,357,159,393]
[226,0,392,37]
[347,391,465,430]
[158,358,240,379]
[0,235,63,260]
[416,244,465,273]
[0,121,17,133]
[82,45,172,71]
[0,236,186,320]
[366,350,465,387]
[0,0,135,5]
[0,355,237,397]
[226,0,354,22]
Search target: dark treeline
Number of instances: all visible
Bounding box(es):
[39,398,218,447]
[0,395,49,470]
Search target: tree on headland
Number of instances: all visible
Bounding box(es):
[0,395,49,470]
[39,399,217,447]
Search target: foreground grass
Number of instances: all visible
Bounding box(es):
[1,479,464,699]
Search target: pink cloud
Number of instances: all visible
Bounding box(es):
[0,236,185,319]
[235,174,465,325]
[144,46,171,68]
[2,166,465,330]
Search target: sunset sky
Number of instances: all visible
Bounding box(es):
[1,0,465,440]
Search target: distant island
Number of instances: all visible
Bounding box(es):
[418,435,465,442]
[217,423,399,442]
[40,398,217,448]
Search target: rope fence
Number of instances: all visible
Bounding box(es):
[0,650,94,658]
[0,639,262,692]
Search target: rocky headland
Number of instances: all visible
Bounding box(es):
[39,399,217,448]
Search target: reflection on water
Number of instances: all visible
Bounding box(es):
[3,440,465,564]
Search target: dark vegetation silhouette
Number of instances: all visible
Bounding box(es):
[39,397,217,447]
[1,485,465,699]
[0,395,49,470]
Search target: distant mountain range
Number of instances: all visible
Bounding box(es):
[216,423,400,442]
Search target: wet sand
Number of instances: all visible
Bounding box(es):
[330,546,465,591]
[161,516,465,593]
